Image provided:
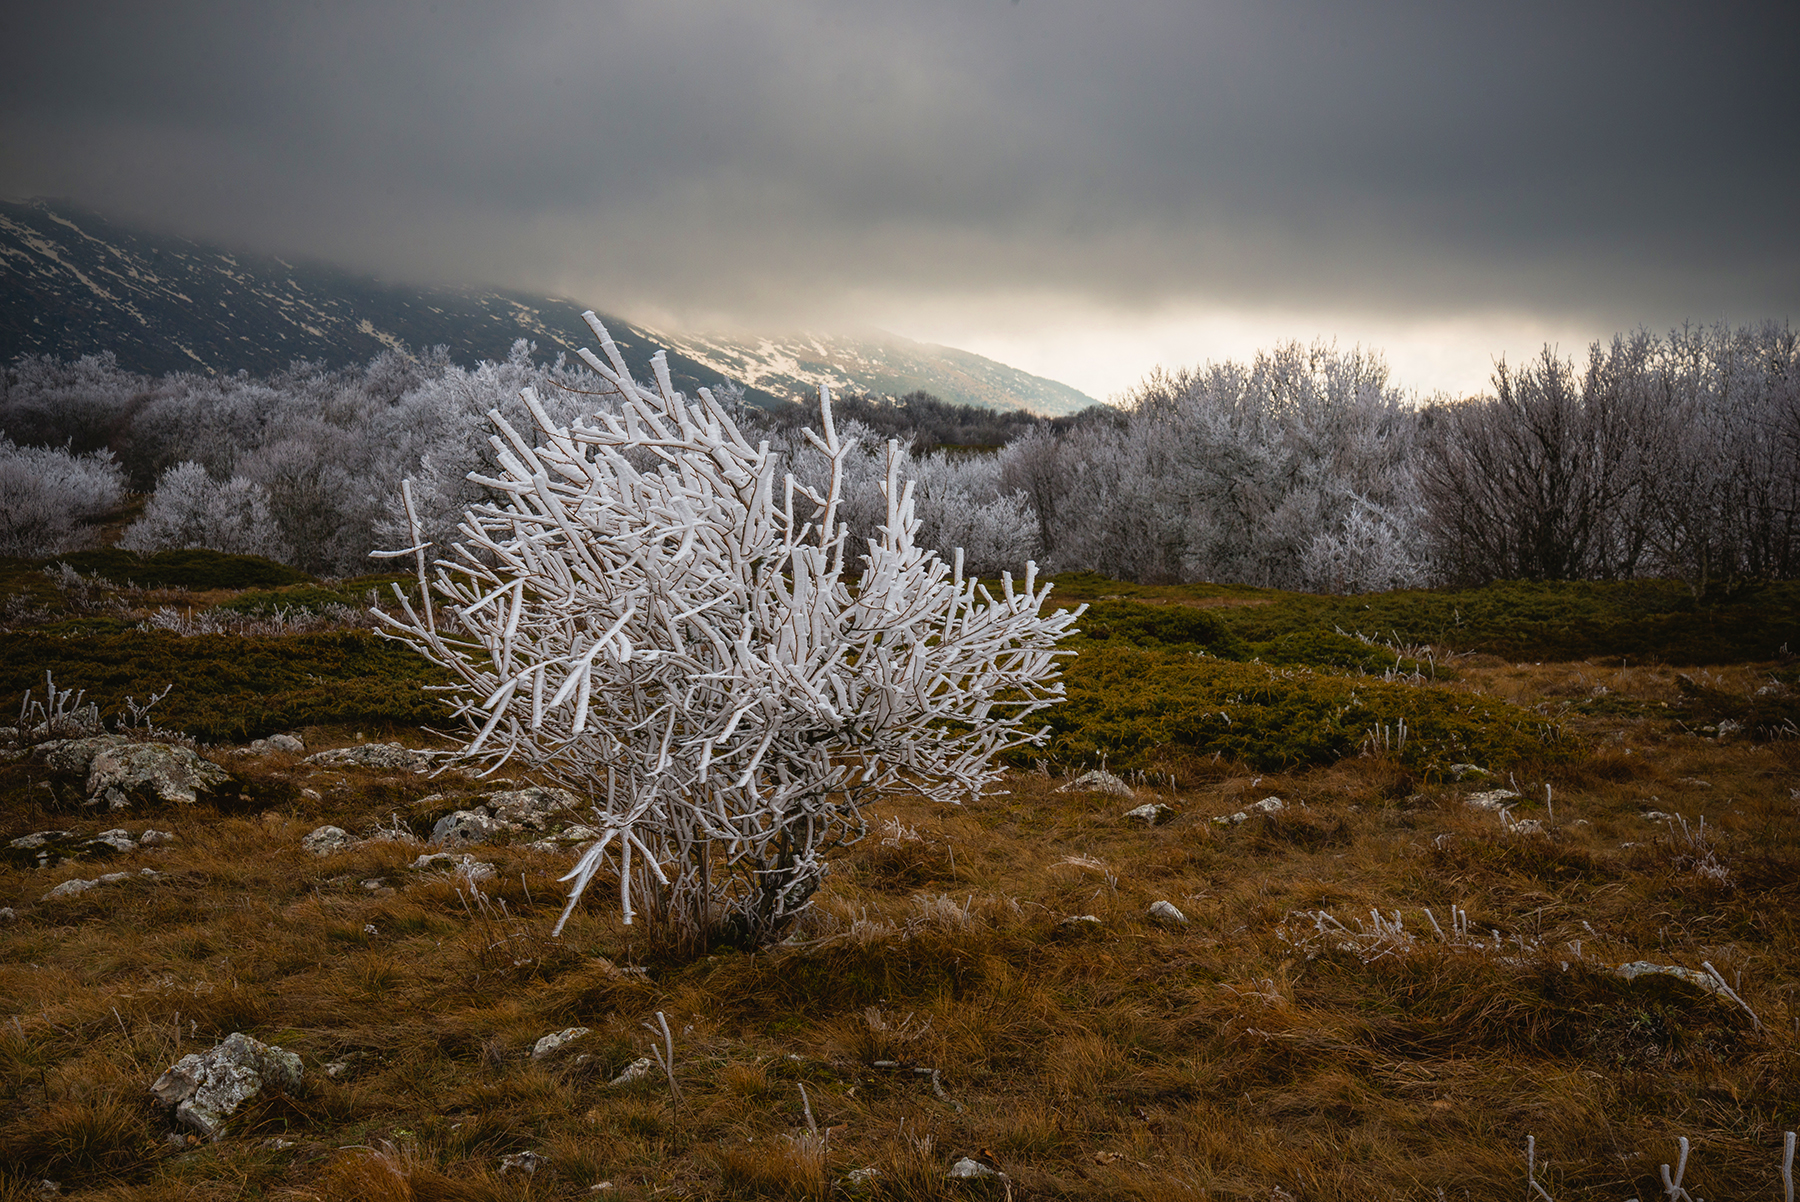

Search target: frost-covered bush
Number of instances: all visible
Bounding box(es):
[1004,341,1425,590]
[0,437,126,557]
[772,425,1038,579]
[379,314,1079,948]
[120,462,292,561]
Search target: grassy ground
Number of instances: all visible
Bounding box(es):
[1,558,1796,1199]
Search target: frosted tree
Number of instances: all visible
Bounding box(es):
[377,313,1080,948]
[0,438,126,557]
[120,462,292,561]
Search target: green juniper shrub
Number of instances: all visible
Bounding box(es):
[1043,643,1571,774]
[0,630,452,742]
[39,548,312,591]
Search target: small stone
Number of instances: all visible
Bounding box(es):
[1614,961,1723,994]
[1122,802,1176,825]
[303,742,433,772]
[1056,769,1135,798]
[301,826,354,856]
[1147,900,1188,926]
[607,1057,657,1087]
[1465,789,1521,811]
[1248,796,1284,815]
[86,829,137,853]
[410,852,496,883]
[947,1157,1005,1180]
[532,1027,592,1060]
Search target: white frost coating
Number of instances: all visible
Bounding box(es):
[377,313,1082,945]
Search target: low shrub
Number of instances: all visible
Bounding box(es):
[1042,643,1571,774]
[0,630,451,741]
[37,548,312,590]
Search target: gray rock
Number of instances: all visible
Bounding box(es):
[87,829,137,853]
[410,852,497,884]
[532,1027,591,1060]
[8,830,77,869]
[150,1032,303,1140]
[1614,961,1723,994]
[1465,789,1521,811]
[607,1057,657,1087]
[431,808,513,847]
[42,868,160,900]
[947,1157,1006,1181]
[1057,769,1135,798]
[300,826,354,856]
[36,737,232,809]
[483,786,582,830]
[1122,802,1176,825]
[1147,900,1188,926]
[304,742,432,772]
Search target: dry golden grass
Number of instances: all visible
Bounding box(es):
[2,656,1797,1200]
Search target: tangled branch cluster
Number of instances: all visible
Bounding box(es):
[379,312,1080,946]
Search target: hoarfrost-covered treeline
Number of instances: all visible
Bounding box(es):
[2,321,1796,593]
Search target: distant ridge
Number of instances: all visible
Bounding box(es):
[0,199,1098,415]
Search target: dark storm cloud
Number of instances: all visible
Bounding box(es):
[3,1,1796,328]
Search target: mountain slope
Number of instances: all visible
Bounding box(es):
[0,199,1098,414]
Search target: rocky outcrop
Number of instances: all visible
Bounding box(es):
[35,736,232,809]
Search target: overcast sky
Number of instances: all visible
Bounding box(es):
[4,1,1795,402]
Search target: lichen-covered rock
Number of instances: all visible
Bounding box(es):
[607,1057,657,1087]
[304,742,433,771]
[1614,961,1723,994]
[431,808,512,847]
[1056,769,1135,798]
[36,736,232,809]
[483,786,582,830]
[532,1027,591,1060]
[150,1032,303,1140]
[301,826,354,856]
[42,867,161,900]
[1465,789,1521,811]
